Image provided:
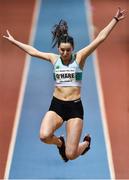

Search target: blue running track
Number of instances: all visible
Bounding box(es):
[9,0,111,179]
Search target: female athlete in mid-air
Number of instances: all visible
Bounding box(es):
[3,7,126,162]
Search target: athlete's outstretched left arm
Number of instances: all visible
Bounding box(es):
[77,7,126,68]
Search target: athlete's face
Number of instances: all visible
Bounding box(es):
[58,42,73,62]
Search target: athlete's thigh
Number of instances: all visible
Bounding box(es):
[65,118,83,149]
[40,111,63,136]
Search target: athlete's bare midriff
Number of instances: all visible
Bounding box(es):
[53,86,81,101]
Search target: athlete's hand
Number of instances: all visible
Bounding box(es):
[3,30,15,42]
[114,7,126,21]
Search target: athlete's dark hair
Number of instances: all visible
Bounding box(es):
[51,19,74,49]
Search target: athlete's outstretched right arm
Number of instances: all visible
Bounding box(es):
[3,30,55,62]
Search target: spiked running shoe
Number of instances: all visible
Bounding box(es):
[57,136,68,162]
[81,134,91,155]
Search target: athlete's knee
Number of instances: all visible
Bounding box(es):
[39,131,52,143]
[65,148,77,160]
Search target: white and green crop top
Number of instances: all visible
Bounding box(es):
[53,55,83,87]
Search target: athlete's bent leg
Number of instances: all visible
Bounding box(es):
[65,118,90,160]
[40,111,63,146]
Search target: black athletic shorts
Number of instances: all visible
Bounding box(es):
[49,96,84,121]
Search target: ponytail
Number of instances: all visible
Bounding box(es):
[51,19,74,48]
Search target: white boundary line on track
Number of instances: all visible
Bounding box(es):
[84,0,116,179]
[4,0,41,179]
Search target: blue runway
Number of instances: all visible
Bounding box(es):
[9,0,111,179]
